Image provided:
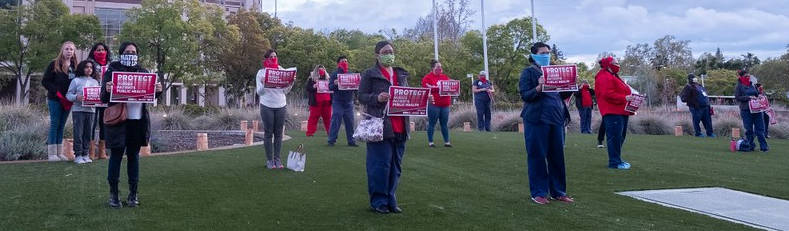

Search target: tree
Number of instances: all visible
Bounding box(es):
[220,10,268,106]
[407,0,475,42]
[120,0,205,102]
[0,0,102,104]
[650,35,693,71]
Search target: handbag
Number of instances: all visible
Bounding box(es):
[103,103,127,126]
[352,112,384,143]
[286,144,306,172]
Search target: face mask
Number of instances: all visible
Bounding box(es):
[263,57,278,69]
[531,54,551,66]
[319,69,326,77]
[379,54,395,67]
[749,76,758,85]
[337,62,349,72]
[119,54,137,67]
[93,51,107,65]
[692,78,698,83]
[609,65,621,74]
[479,76,487,82]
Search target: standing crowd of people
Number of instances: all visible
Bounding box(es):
[40,39,772,211]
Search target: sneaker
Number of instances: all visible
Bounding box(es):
[328,143,335,147]
[428,143,435,148]
[708,134,716,138]
[83,156,93,163]
[615,162,631,170]
[531,196,550,205]
[57,154,69,161]
[266,160,275,169]
[552,196,575,203]
[48,155,61,162]
[274,159,284,169]
[597,144,605,148]
[74,157,86,164]
[444,143,452,148]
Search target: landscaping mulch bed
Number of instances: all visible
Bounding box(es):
[151,130,264,153]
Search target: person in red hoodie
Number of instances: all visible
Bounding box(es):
[594,56,634,170]
[421,59,453,147]
[305,65,333,137]
[574,80,595,134]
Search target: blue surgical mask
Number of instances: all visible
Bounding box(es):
[531,54,551,66]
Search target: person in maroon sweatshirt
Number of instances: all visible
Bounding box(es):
[595,56,634,170]
[421,59,453,147]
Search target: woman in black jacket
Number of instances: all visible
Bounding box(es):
[42,41,78,161]
[734,70,768,152]
[359,41,411,214]
[100,42,162,208]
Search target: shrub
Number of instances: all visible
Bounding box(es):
[210,111,244,130]
[448,104,477,129]
[627,115,671,135]
[713,117,743,138]
[491,112,521,132]
[412,117,428,131]
[768,122,789,139]
[182,104,220,117]
[0,104,40,132]
[0,125,47,161]
[191,115,215,130]
[160,111,193,130]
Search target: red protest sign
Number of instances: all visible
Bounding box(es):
[438,80,461,96]
[387,86,430,117]
[766,108,777,125]
[541,64,578,92]
[338,73,361,90]
[82,86,107,107]
[749,96,770,113]
[625,94,646,113]
[264,69,297,89]
[316,80,333,93]
[110,72,157,103]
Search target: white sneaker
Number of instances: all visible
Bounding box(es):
[48,155,61,162]
[83,156,93,163]
[597,144,605,148]
[74,156,86,164]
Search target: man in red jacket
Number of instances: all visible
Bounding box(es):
[422,59,453,147]
[595,56,634,170]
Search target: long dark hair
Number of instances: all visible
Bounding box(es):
[87,43,111,62]
[75,60,98,80]
[118,42,139,55]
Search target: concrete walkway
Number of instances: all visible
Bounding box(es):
[618,187,789,231]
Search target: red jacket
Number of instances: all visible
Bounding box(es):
[421,72,452,107]
[594,70,632,116]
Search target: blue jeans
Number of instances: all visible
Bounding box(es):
[740,110,769,151]
[475,99,491,131]
[328,102,356,145]
[578,107,592,134]
[603,115,629,168]
[47,99,70,145]
[524,121,567,198]
[427,104,450,143]
[366,138,406,209]
[690,106,713,136]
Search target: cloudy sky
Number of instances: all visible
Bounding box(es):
[260,0,789,66]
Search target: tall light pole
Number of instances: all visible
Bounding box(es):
[432,0,439,60]
[531,0,537,40]
[481,0,489,78]
[274,0,277,19]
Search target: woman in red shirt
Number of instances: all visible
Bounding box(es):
[305,65,333,136]
[595,56,634,169]
[421,59,453,147]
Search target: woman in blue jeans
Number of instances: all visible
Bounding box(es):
[42,41,78,161]
[421,59,452,147]
[734,70,768,152]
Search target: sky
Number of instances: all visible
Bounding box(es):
[260,0,789,66]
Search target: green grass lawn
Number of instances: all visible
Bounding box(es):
[1,131,787,230]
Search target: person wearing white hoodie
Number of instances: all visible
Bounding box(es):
[256,49,293,169]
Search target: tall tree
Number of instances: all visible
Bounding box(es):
[0,0,102,104]
[220,10,269,106]
[120,0,204,101]
[407,0,475,42]
[650,35,693,70]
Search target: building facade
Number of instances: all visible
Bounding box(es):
[62,0,262,107]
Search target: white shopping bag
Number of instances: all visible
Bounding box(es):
[287,144,306,172]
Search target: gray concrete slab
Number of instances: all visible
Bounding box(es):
[618,187,789,231]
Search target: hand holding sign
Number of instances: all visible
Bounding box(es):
[82,86,107,107]
[337,73,361,90]
[625,94,646,113]
[110,72,158,103]
[541,64,578,92]
[387,86,430,117]
[438,80,460,96]
[264,68,297,89]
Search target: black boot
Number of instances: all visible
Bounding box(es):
[127,183,139,207]
[108,183,121,208]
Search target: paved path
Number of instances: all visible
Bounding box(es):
[618,187,789,231]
